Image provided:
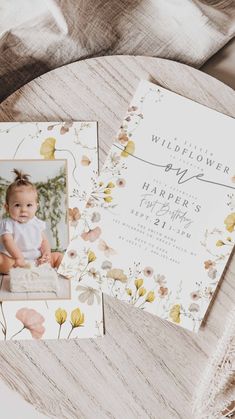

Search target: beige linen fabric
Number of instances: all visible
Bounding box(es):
[0,0,234,101]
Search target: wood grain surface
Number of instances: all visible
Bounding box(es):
[0,56,234,419]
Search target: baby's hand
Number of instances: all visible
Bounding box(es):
[37,252,51,265]
[14,257,26,268]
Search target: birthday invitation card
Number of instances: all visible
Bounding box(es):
[0,122,103,340]
[59,81,235,332]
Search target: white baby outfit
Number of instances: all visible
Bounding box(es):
[0,216,46,260]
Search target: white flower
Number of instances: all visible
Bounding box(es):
[155,274,166,285]
[101,260,112,270]
[110,153,120,164]
[91,212,101,223]
[87,267,100,280]
[189,303,199,312]
[208,268,217,279]
[76,285,101,305]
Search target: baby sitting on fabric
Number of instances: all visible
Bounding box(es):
[0,169,63,274]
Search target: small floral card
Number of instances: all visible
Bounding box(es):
[59,81,235,332]
[0,121,103,340]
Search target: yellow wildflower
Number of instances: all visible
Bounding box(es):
[126,288,132,296]
[88,250,96,263]
[224,213,235,233]
[121,141,135,158]
[169,304,181,324]
[104,189,111,194]
[145,291,155,303]
[227,237,232,242]
[107,182,115,188]
[104,196,113,203]
[138,287,146,297]
[55,308,67,325]
[99,181,104,186]
[70,308,85,328]
[40,137,56,159]
[134,278,143,289]
[216,240,225,247]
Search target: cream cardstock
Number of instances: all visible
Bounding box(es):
[0,121,103,340]
[59,81,235,332]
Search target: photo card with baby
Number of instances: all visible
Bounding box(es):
[0,121,103,340]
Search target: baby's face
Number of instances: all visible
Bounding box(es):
[6,188,38,223]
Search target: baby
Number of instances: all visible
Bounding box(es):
[0,169,63,274]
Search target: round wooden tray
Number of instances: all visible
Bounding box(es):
[0,56,234,419]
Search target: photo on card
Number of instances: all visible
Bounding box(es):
[0,159,70,301]
[0,121,103,340]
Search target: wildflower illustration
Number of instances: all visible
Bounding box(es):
[40,137,79,186]
[55,308,67,339]
[0,121,101,340]
[11,308,45,340]
[67,308,85,339]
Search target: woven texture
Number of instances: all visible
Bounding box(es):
[193,308,235,418]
